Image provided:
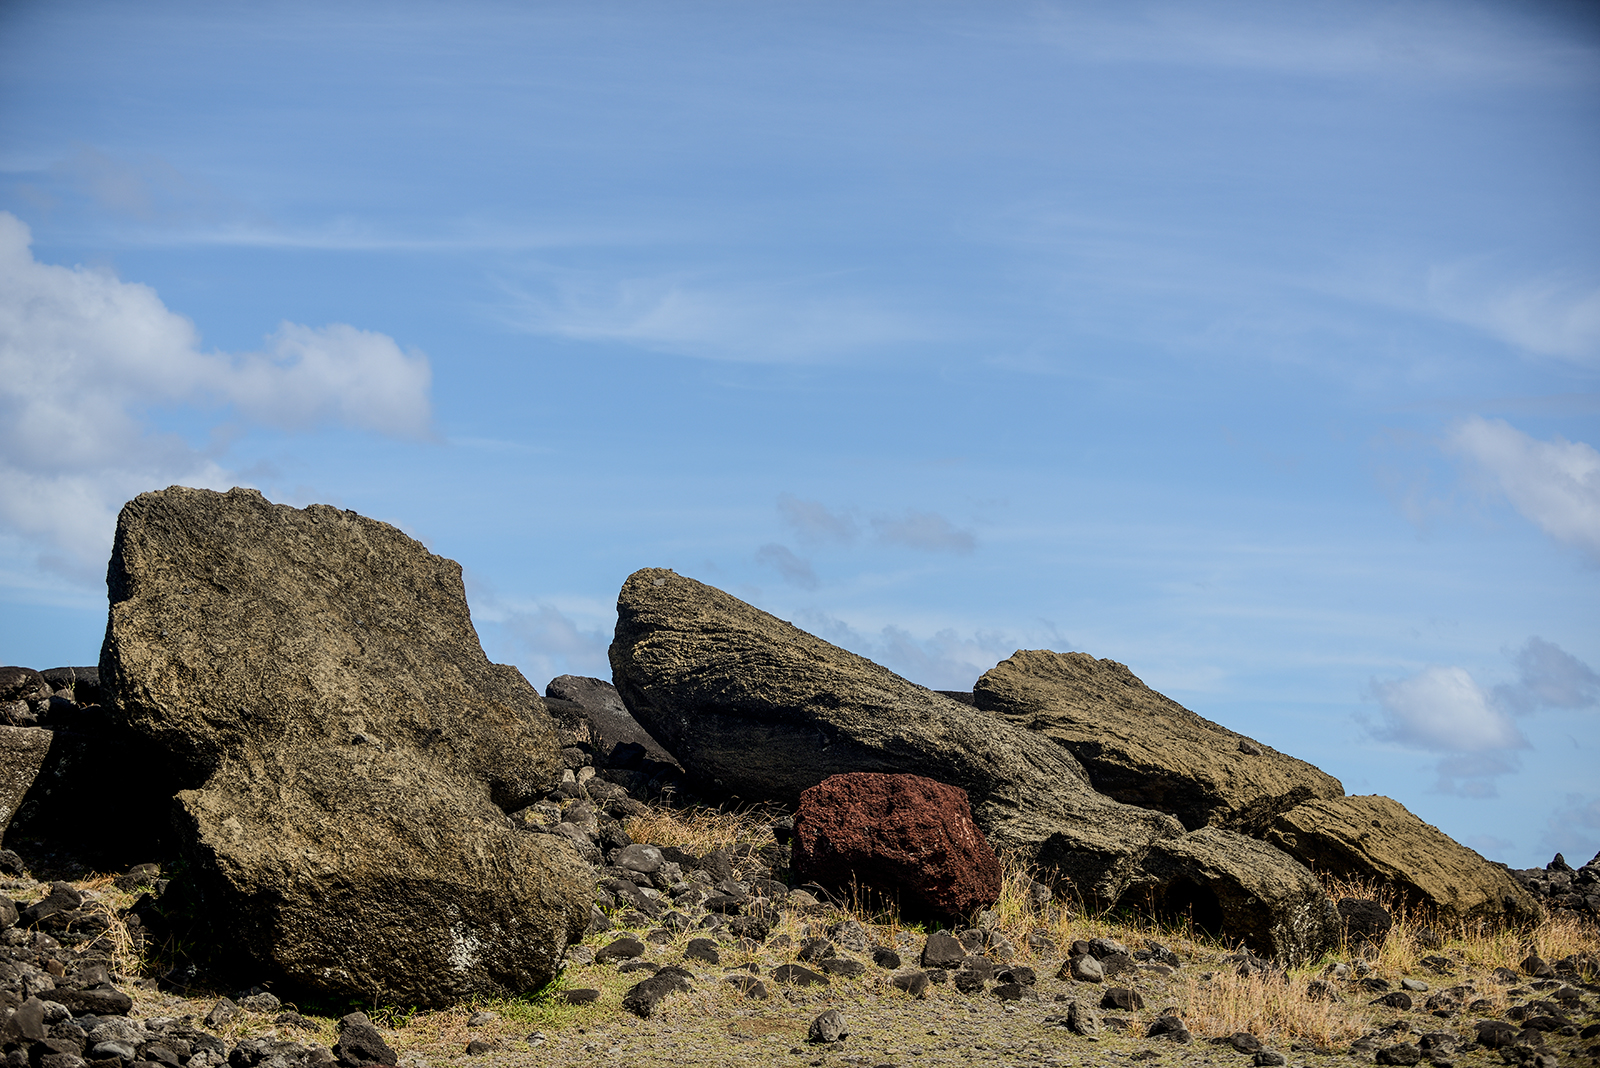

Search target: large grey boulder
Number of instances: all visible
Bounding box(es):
[607,568,1340,963]
[102,486,591,1006]
[0,726,52,846]
[974,650,1343,834]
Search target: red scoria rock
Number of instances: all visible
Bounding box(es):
[792,772,1002,920]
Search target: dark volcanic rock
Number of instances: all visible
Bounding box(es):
[0,725,52,844]
[973,650,1343,834]
[1266,795,1539,926]
[544,675,681,770]
[622,965,692,1017]
[1338,897,1394,948]
[791,771,1002,920]
[607,568,1185,905]
[0,666,49,704]
[333,1013,395,1067]
[100,486,592,1008]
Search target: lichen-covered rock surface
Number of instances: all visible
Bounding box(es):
[1265,795,1540,927]
[100,485,591,1006]
[973,650,1343,834]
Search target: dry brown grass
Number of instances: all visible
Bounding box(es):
[622,805,777,858]
[1177,969,1365,1046]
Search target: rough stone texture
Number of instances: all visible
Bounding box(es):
[101,486,592,1006]
[1338,897,1394,948]
[973,650,1343,834]
[0,726,51,845]
[1266,795,1540,926]
[545,675,681,769]
[0,666,49,703]
[1138,826,1341,965]
[608,568,1185,906]
[792,772,1002,920]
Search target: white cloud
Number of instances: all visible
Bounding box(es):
[493,602,613,688]
[871,509,977,554]
[1369,665,1526,752]
[755,543,820,590]
[1540,794,1600,869]
[1446,416,1600,559]
[0,211,433,573]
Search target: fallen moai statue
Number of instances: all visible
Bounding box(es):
[99,486,591,1007]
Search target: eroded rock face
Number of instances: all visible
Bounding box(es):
[1139,827,1341,965]
[609,569,1187,904]
[102,486,591,1006]
[1265,795,1539,926]
[792,772,1001,920]
[974,650,1343,834]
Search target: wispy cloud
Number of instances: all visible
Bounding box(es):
[1029,2,1600,87]
[1425,262,1600,366]
[1446,416,1600,560]
[0,211,433,574]
[871,509,977,554]
[777,495,976,554]
[1540,793,1600,868]
[1493,636,1600,716]
[755,542,819,590]
[797,608,1017,691]
[500,268,928,364]
[778,494,859,545]
[467,579,614,686]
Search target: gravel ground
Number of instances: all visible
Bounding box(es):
[106,907,1600,1068]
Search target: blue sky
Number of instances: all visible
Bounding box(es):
[2,1,1597,868]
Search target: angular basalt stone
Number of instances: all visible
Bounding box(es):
[609,569,1184,904]
[101,487,592,1007]
[622,965,692,1018]
[1266,795,1540,926]
[792,772,1001,920]
[544,675,681,770]
[973,650,1343,834]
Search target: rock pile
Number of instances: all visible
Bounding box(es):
[1513,852,1600,919]
[0,874,401,1068]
